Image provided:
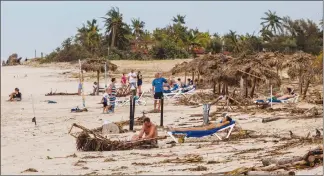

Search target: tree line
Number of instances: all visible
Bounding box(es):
[43,7,323,62]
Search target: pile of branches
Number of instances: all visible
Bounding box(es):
[69,123,165,151]
[176,92,219,106]
[225,145,323,175]
[116,85,131,97]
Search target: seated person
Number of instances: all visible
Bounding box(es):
[169,113,233,132]
[8,88,22,101]
[177,78,185,88]
[187,78,193,86]
[132,117,158,141]
[92,82,98,95]
[163,83,171,93]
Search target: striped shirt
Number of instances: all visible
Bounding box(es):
[109,84,117,105]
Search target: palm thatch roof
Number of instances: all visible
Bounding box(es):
[285,51,317,80]
[81,58,118,72]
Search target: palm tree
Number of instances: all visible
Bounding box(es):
[172,14,186,25]
[102,7,123,48]
[260,10,283,34]
[76,19,100,54]
[131,18,145,39]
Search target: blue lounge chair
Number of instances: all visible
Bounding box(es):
[167,120,236,143]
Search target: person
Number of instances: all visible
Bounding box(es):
[78,82,82,96]
[131,117,158,141]
[163,82,171,93]
[177,78,185,88]
[121,73,127,87]
[137,71,143,96]
[128,70,137,94]
[8,88,22,101]
[107,78,117,113]
[152,72,168,112]
[277,87,296,100]
[102,88,110,113]
[92,82,98,95]
[187,78,193,86]
[170,82,179,92]
[168,113,233,132]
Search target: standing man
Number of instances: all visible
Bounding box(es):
[152,72,168,112]
[128,70,137,95]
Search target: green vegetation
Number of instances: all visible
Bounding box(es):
[44,7,323,62]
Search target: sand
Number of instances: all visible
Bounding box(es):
[1,62,323,175]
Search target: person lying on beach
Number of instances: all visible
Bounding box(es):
[8,88,22,101]
[168,113,232,132]
[276,87,296,100]
[131,117,158,141]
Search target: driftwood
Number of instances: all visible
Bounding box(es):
[46,92,78,96]
[227,145,323,175]
[246,170,295,175]
[262,117,281,123]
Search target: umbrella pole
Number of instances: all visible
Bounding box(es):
[270,85,273,108]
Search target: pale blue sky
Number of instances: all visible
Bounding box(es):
[1,1,322,60]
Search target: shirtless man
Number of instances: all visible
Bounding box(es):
[8,88,22,101]
[169,113,233,132]
[131,117,158,141]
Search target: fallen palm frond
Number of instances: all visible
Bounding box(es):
[160,154,203,164]
[69,123,166,151]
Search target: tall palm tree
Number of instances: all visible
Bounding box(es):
[76,19,100,54]
[102,7,123,48]
[131,18,145,40]
[172,14,186,25]
[260,10,283,34]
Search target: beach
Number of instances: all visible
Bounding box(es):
[1,62,323,175]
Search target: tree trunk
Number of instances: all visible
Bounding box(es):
[218,83,221,94]
[240,77,244,97]
[298,73,303,95]
[250,77,256,98]
[302,79,310,99]
[213,81,216,94]
[111,25,116,48]
[225,83,229,95]
[97,70,100,95]
[197,72,200,86]
[184,71,187,85]
[192,70,194,82]
[222,83,226,95]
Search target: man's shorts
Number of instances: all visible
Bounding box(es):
[154,92,163,100]
[103,102,108,107]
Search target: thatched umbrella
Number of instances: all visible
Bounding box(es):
[285,51,317,99]
[81,59,118,95]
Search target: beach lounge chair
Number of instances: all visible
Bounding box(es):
[254,94,299,104]
[167,120,236,143]
[172,87,196,99]
[115,91,147,107]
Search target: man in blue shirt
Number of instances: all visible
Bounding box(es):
[152,72,167,112]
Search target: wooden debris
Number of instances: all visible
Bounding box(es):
[262,117,281,123]
[160,154,203,164]
[228,146,323,174]
[21,168,38,173]
[45,92,78,96]
[69,123,166,151]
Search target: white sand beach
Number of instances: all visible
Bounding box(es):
[1,62,323,175]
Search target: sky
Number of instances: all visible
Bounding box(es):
[1,1,322,60]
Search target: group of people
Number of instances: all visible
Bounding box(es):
[163,78,195,93]
[121,70,143,96]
